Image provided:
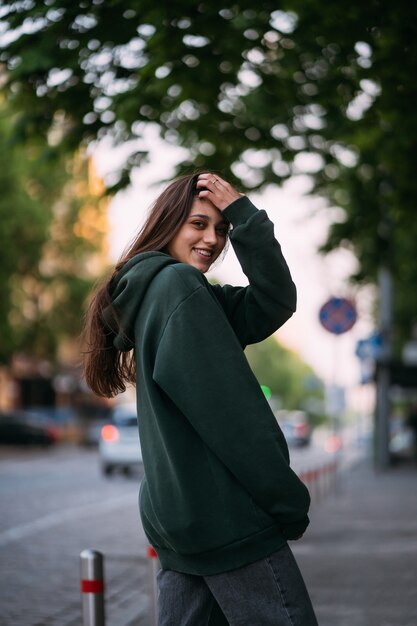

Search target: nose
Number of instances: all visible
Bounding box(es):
[203,226,218,246]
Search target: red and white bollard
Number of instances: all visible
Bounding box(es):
[147,546,159,626]
[80,549,105,626]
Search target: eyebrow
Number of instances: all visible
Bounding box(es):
[189,213,229,226]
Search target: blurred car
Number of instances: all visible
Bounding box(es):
[0,410,59,446]
[99,403,142,476]
[77,406,112,447]
[82,419,109,447]
[276,410,312,447]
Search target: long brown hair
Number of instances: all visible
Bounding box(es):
[82,172,210,397]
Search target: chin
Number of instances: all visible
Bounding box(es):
[187,259,209,273]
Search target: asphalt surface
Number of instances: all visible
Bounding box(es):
[0,446,150,626]
[292,457,417,626]
[2,444,416,625]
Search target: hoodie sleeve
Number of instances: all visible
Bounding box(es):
[152,282,310,536]
[210,196,297,348]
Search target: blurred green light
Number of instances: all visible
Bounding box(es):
[261,385,272,400]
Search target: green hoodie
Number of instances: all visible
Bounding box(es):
[107,196,310,575]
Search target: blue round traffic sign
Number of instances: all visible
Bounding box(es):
[319,297,357,335]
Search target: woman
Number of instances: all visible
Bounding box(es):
[83,172,318,625]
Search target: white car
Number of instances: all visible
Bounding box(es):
[275,410,312,447]
[99,403,142,476]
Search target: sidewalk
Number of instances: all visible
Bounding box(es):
[292,457,417,626]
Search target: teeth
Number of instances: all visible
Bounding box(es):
[195,248,212,257]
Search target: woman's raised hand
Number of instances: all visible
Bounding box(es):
[196,173,242,212]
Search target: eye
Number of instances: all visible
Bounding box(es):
[216,226,229,237]
[191,220,206,229]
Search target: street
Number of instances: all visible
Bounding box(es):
[0,441,337,626]
[0,445,150,626]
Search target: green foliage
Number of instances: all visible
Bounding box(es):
[9,156,108,362]
[0,108,54,362]
[245,337,324,415]
[1,0,417,346]
[0,104,105,363]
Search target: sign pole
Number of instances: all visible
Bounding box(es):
[332,335,339,436]
[375,267,392,469]
[319,297,357,455]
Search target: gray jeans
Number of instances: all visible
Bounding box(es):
[157,544,318,625]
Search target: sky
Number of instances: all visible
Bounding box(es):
[95,129,376,391]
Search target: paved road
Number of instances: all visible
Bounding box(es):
[0,441,336,626]
[0,445,150,626]
[292,459,417,626]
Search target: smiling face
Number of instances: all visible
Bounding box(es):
[165,197,229,272]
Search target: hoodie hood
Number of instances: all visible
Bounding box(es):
[103,252,179,351]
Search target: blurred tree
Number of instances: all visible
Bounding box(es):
[10,155,110,363]
[245,337,324,417]
[1,1,416,346]
[0,103,109,363]
[0,104,58,362]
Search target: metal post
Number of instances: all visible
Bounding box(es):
[80,549,105,626]
[147,546,159,626]
[375,266,392,469]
